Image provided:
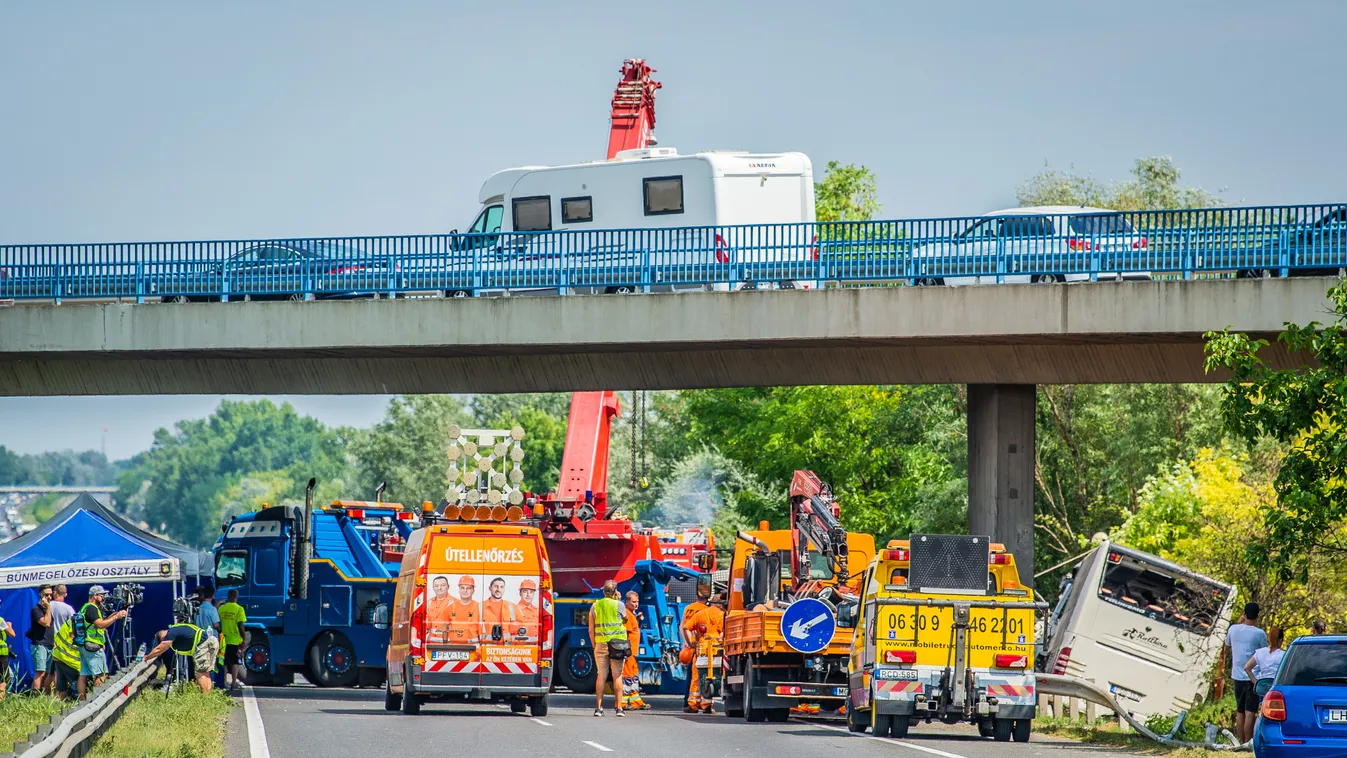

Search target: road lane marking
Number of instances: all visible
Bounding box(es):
[242,686,272,758]
[583,740,614,752]
[813,723,972,758]
[531,718,554,726]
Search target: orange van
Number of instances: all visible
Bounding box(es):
[385,521,554,715]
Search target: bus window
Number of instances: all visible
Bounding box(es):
[1098,551,1229,636]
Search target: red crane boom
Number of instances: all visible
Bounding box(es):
[606,58,662,160]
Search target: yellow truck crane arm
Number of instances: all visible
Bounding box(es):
[789,470,849,591]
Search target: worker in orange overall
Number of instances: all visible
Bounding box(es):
[684,593,725,714]
[447,576,481,645]
[516,579,540,642]
[426,576,454,643]
[679,582,711,712]
[620,591,649,710]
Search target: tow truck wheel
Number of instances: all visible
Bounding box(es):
[742,658,765,722]
[978,718,994,738]
[1012,719,1031,743]
[873,711,894,737]
[992,717,1013,742]
[846,702,868,733]
[309,631,360,688]
[510,700,527,714]
[890,715,910,738]
[242,636,274,687]
[530,694,549,717]
[556,644,596,694]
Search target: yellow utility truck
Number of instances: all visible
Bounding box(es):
[846,534,1045,742]
[721,471,876,722]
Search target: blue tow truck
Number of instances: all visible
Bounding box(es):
[552,559,709,695]
[212,479,407,687]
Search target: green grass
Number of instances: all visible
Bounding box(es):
[0,693,67,752]
[1034,715,1229,758]
[88,687,233,758]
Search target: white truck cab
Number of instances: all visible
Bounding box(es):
[452,148,816,296]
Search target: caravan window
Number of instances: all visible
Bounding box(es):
[512,196,552,232]
[1097,550,1230,636]
[643,176,684,216]
[561,196,593,224]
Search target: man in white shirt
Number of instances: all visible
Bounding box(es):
[1224,602,1268,744]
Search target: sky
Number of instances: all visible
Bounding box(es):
[2,0,1345,459]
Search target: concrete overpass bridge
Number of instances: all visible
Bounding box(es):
[1,276,1334,583]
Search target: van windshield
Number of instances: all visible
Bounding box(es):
[469,205,503,234]
[1097,550,1228,636]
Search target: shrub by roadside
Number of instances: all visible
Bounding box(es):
[1035,712,1231,758]
[88,687,233,758]
[0,694,66,752]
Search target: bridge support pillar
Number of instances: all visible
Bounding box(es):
[967,384,1035,587]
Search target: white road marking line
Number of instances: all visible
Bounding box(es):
[813,723,972,758]
[583,740,614,752]
[531,718,554,726]
[242,686,272,758]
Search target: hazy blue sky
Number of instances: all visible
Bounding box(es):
[2,1,1345,459]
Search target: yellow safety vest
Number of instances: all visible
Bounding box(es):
[78,603,106,648]
[52,620,80,668]
[0,615,9,656]
[592,598,626,644]
[167,623,206,656]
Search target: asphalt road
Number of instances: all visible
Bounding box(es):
[242,685,1147,758]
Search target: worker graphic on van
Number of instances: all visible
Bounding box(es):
[482,576,520,641]
[446,575,482,645]
[426,575,454,643]
[517,579,539,641]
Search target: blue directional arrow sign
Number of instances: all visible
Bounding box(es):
[780,597,836,654]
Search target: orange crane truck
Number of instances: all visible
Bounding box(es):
[721,471,875,722]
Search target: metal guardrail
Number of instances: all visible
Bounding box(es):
[0,203,1343,302]
[1037,672,1249,751]
[4,650,152,758]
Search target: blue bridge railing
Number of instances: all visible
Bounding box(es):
[1,204,1343,302]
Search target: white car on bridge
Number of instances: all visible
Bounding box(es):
[909,205,1153,286]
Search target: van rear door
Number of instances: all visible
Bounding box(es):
[475,533,547,689]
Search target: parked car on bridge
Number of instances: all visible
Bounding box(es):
[909,206,1153,286]
[1236,205,1347,279]
[167,241,402,302]
[1253,634,1347,757]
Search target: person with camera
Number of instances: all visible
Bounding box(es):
[143,620,219,694]
[72,586,127,699]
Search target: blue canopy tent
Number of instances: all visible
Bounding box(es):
[0,494,191,690]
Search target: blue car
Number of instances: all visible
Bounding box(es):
[1254,635,1347,757]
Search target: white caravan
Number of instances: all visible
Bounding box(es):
[450,148,816,296]
[1040,539,1236,719]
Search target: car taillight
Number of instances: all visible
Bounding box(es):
[1068,238,1093,252]
[884,649,917,664]
[1133,237,1149,250]
[1261,690,1286,721]
[994,654,1029,669]
[1052,647,1072,675]
[329,264,366,275]
[990,553,1010,565]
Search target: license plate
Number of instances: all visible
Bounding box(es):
[431,650,470,662]
[1323,709,1347,724]
[877,669,919,681]
[834,687,847,697]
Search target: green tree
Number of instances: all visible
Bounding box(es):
[478,404,567,493]
[815,161,880,222]
[1204,281,1347,574]
[1017,156,1223,211]
[116,400,353,546]
[350,395,470,506]
[469,393,571,423]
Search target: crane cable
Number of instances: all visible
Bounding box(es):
[629,391,649,489]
